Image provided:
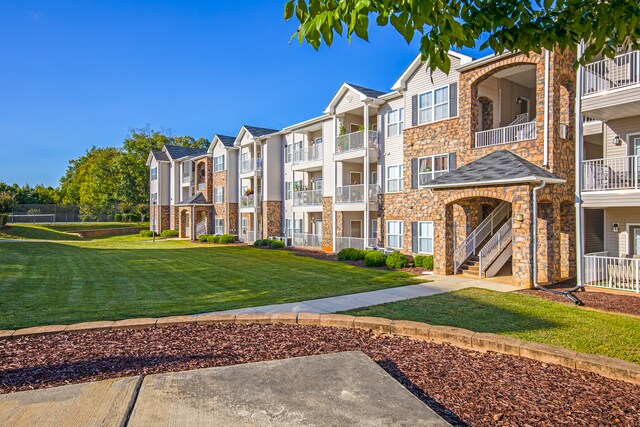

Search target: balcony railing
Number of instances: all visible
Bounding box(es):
[241,230,256,243]
[336,130,378,154]
[335,184,379,204]
[197,182,206,191]
[240,158,262,174]
[475,121,536,148]
[583,51,640,96]
[583,155,639,191]
[293,189,322,207]
[292,145,323,165]
[181,174,192,184]
[240,194,261,208]
[293,233,322,248]
[335,237,378,251]
[584,254,640,293]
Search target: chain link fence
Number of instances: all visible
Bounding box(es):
[9,204,149,223]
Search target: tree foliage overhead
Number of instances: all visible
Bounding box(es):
[284,0,640,73]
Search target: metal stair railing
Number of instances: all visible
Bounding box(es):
[478,219,513,277]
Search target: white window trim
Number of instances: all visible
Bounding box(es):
[214,218,224,235]
[418,221,434,254]
[386,107,404,137]
[349,171,362,185]
[627,132,640,156]
[151,167,158,181]
[386,220,404,249]
[626,223,640,256]
[213,155,225,172]
[314,137,323,145]
[214,187,224,203]
[417,153,450,188]
[386,164,403,193]
[350,220,363,238]
[417,85,454,125]
[285,182,292,200]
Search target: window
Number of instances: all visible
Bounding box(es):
[215,219,224,235]
[418,85,453,124]
[313,178,323,191]
[150,167,157,181]
[285,218,302,237]
[350,171,362,185]
[371,219,378,239]
[418,221,434,254]
[214,187,224,203]
[371,171,378,185]
[314,137,323,145]
[386,108,404,137]
[214,155,225,172]
[285,182,292,200]
[285,145,292,163]
[386,221,403,249]
[386,165,403,192]
[150,193,158,205]
[634,228,640,256]
[418,154,449,186]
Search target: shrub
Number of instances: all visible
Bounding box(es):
[254,239,269,247]
[414,255,434,270]
[338,248,359,261]
[114,214,123,222]
[139,230,154,238]
[364,251,387,267]
[386,252,409,269]
[161,229,179,238]
[198,234,211,242]
[218,234,235,244]
[127,213,141,222]
[207,235,220,243]
[269,239,285,249]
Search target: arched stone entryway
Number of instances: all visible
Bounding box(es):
[179,208,190,239]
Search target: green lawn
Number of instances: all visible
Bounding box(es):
[0,235,419,329]
[0,222,148,241]
[344,288,640,364]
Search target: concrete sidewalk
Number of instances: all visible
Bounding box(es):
[0,353,450,427]
[205,274,516,315]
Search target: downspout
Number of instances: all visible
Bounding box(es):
[543,49,550,168]
[575,41,585,290]
[532,180,583,305]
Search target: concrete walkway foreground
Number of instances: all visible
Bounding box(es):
[209,274,517,315]
[0,352,450,427]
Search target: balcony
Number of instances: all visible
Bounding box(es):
[240,194,261,209]
[475,119,536,148]
[240,158,262,175]
[181,174,192,185]
[292,145,323,168]
[584,254,639,293]
[335,237,378,251]
[335,130,379,160]
[335,184,379,205]
[293,189,322,208]
[583,155,639,191]
[292,233,322,248]
[582,50,640,120]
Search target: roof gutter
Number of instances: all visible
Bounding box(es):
[424,176,566,189]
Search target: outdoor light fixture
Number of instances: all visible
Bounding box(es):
[613,135,622,146]
[436,214,442,220]
[516,213,524,222]
[613,223,620,233]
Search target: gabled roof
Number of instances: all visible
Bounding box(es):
[178,192,211,206]
[425,150,565,189]
[243,125,280,138]
[208,134,237,153]
[391,51,474,91]
[164,145,207,161]
[146,149,170,166]
[324,82,387,114]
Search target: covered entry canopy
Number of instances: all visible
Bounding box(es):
[424,150,565,188]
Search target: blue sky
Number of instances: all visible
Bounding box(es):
[0,1,486,187]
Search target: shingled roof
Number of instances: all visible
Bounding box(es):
[425,150,565,188]
[178,193,211,205]
[164,145,207,160]
[215,135,236,147]
[151,149,169,162]
[347,83,386,99]
[243,125,279,138]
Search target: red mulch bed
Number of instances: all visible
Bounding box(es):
[519,281,640,317]
[1,324,638,426]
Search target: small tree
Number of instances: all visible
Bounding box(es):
[0,192,16,214]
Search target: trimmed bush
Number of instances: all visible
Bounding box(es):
[114,214,123,222]
[207,235,220,243]
[139,230,154,238]
[198,234,211,242]
[218,234,235,244]
[414,255,434,270]
[364,251,387,267]
[338,248,360,261]
[127,213,141,222]
[269,240,285,249]
[254,239,269,247]
[386,252,409,269]
[160,229,179,238]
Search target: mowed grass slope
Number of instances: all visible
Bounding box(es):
[0,222,148,241]
[0,236,418,329]
[344,288,640,364]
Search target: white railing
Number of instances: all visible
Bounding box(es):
[197,182,206,191]
[583,155,639,191]
[336,130,378,154]
[195,219,207,238]
[583,51,640,95]
[508,113,529,126]
[454,201,511,272]
[475,121,536,148]
[240,194,261,208]
[182,174,191,184]
[335,237,365,251]
[335,184,379,204]
[293,145,323,165]
[293,233,322,248]
[478,219,513,277]
[241,230,256,243]
[240,158,262,174]
[584,255,640,293]
[293,189,322,207]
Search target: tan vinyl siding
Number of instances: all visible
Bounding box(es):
[322,119,335,197]
[335,89,364,114]
[477,76,501,129]
[604,116,640,158]
[604,207,640,256]
[379,96,404,167]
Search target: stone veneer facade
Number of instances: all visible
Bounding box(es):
[321,197,333,252]
[262,201,283,239]
[149,205,170,233]
[379,49,577,287]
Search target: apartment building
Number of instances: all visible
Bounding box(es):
[578,46,640,292]
[149,48,578,287]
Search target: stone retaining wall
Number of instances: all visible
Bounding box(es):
[71,227,146,239]
[1,313,638,385]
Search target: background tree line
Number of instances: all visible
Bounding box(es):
[0,127,208,219]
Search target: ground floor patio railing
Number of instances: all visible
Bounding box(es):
[293,233,322,248]
[583,254,640,293]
